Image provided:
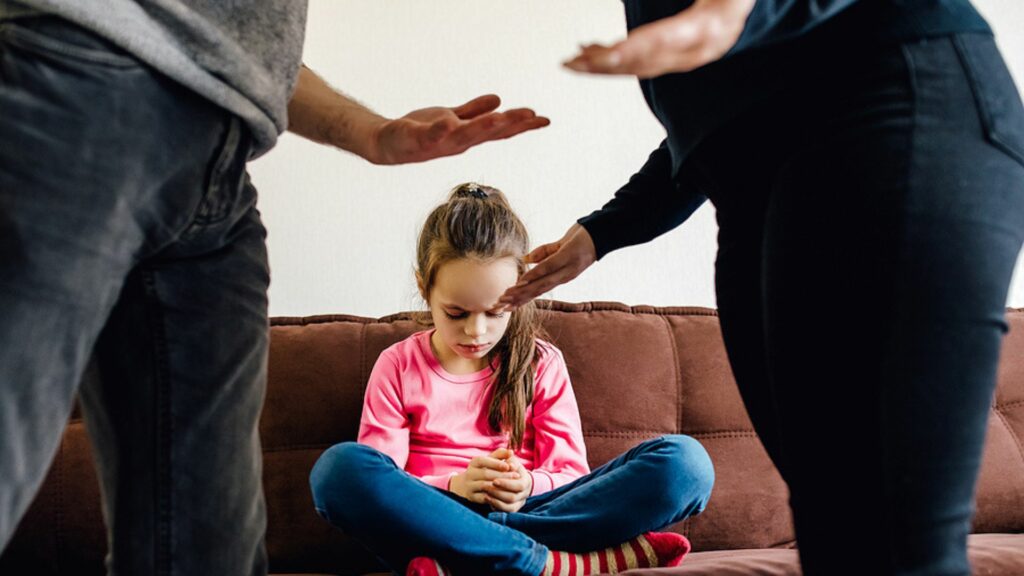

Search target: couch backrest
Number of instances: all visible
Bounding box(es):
[3,301,1023,575]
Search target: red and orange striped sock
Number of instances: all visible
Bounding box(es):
[541,531,691,576]
[405,531,690,576]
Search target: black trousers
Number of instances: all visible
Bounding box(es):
[686,33,1024,575]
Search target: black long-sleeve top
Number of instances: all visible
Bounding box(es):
[577,0,992,259]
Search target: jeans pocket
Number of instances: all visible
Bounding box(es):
[0,17,140,69]
[953,33,1024,169]
[176,115,253,246]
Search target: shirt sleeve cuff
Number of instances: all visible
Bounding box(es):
[529,469,555,496]
[419,472,457,491]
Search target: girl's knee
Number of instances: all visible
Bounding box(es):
[656,435,715,509]
[309,442,381,507]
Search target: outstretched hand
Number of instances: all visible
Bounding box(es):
[369,95,550,165]
[499,224,597,309]
[563,0,755,78]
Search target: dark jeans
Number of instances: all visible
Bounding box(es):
[683,33,1024,575]
[309,436,714,576]
[0,14,269,575]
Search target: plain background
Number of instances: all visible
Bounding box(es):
[249,0,1024,318]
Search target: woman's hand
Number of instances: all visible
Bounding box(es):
[563,0,755,78]
[499,224,597,309]
[483,449,533,513]
[449,451,520,504]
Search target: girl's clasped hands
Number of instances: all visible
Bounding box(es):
[449,448,534,513]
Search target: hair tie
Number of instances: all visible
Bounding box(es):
[460,184,488,200]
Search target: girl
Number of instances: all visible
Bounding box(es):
[310,183,714,576]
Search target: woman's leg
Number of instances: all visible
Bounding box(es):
[760,34,1024,575]
[309,442,548,576]
[493,435,714,552]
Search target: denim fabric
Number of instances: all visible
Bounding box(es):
[0,14,269,576]
[309,435,713,576]
[686,33,1024,576]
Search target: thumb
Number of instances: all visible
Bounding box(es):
[490,447,514,460]
[524,241,561,265]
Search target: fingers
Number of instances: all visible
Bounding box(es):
[446,109,549,150]
[523,241,561,265]
[451,94,501,120]
[470,456,512,472]
[499,256,578,308]
[491,476,527,494]
[484,485,522,504]
[563,11,705,78]
[485,495,520,513]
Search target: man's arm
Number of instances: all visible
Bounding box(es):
[287,66,550,165]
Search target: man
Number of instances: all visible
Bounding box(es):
[0,1,548,574]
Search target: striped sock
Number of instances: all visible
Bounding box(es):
[542,531,691,576]
[406,556,452,576]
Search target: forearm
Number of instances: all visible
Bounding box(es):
[577,141,707,259]
[286,65,384,160]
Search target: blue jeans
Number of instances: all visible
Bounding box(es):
[309,435,714,576]
[0,14,269,575]
[687,33,1024,575]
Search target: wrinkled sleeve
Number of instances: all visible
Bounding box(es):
[528,347,591,496]
[577,140,706,260]
[357,351,410,470]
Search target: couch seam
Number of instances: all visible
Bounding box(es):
[991,405,1024,473]
[995,399,1024,411]
[661,315,684,436]
[358,323,367,401]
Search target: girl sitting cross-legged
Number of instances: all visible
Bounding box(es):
[309,183,715,576]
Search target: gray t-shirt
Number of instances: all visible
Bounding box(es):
[4,0,308,157]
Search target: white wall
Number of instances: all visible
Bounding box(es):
[250,0,1024,318]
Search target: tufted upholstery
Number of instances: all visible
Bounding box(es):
[2,301,1023,575]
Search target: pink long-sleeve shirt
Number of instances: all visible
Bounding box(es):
[358,330,590,495]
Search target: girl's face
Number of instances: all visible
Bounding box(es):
[425,257,519,373]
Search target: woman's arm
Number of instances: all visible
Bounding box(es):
[564,0,861,78]
[500,142,706,307]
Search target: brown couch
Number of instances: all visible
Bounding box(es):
[2,301,1023,575]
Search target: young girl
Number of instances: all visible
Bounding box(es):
[309,183,714,576]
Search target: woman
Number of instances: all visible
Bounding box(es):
[500,1,1024,574]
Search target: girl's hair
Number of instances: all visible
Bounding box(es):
[416,182,544,449]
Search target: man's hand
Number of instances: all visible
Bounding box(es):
[449,451,521,504]
[499,224,597,309]
[369,95,550,165]
[483,448,533,513]
[563,0,755,78]
[287,67,549,164]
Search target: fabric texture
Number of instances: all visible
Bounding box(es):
[1,0,308,157]
[358,331,591,495]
